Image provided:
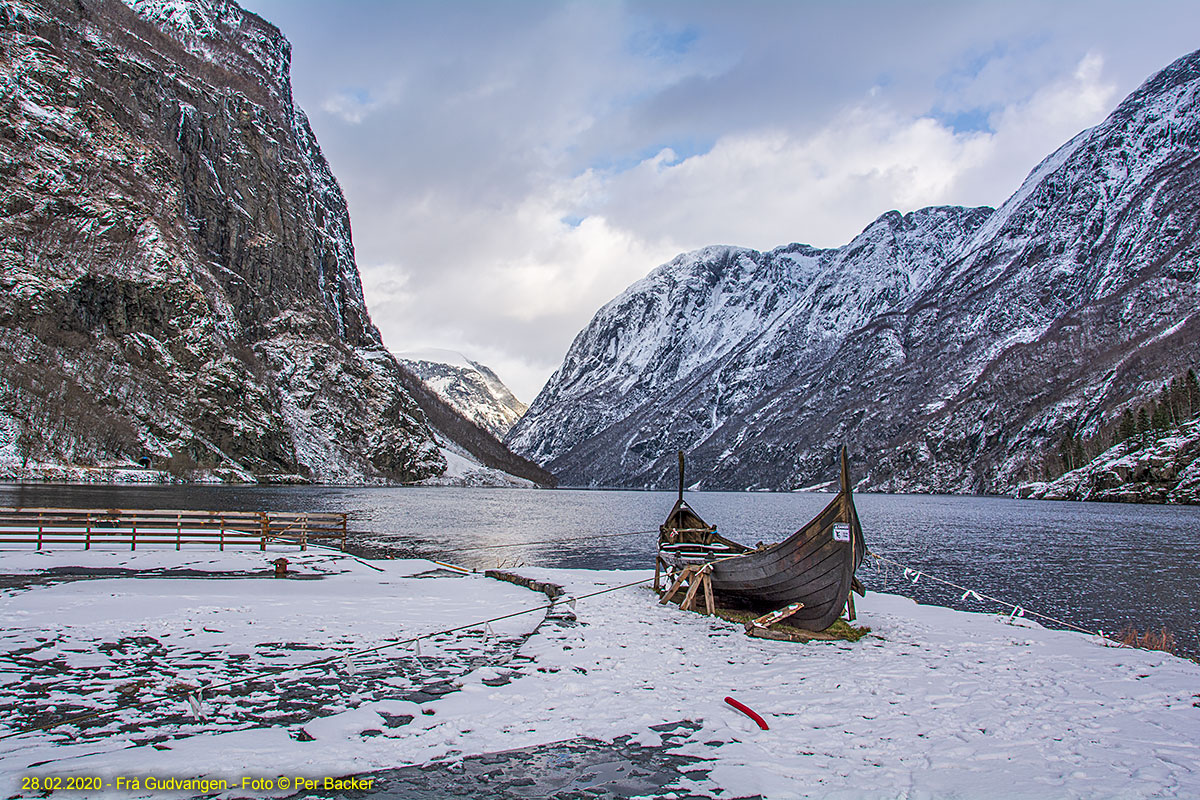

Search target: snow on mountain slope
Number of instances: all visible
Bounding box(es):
[510,48,1200,493]
[508,205,992,480]
[397,351,528,439]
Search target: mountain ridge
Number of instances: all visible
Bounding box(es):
[509,47,1200,495]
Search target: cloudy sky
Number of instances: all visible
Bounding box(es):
[242,0,1200,401]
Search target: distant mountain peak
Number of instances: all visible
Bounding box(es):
[397,352,528,440]
[396,348,479,371]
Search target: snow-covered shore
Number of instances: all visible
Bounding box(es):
[1,548,1197,798]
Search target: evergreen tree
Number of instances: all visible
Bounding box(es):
[1159,384,1177,428]
[1137,406,1151,447]
[1058,435,1075,472]
[1188,368,1200,418]
[1118,408,1137,442]
[1152,397,1171,431]
[1167,377,1185,426]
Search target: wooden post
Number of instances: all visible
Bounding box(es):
[341,514,347,551]
[131,519,137,551]
[840,444,851,495]
[176,512,182,551]
[220,516,225,551]
[85,513,91,551]
[301,516,308,552]
[659,567,692,605]
[260,512,269,551]
[702,567,715,615]
[37,512,43,550]
[847,489,857,622]
[653,556,662,592]
[677,450,685,506]
[680,567,706,613]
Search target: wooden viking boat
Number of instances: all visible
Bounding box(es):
[655,448,866,631]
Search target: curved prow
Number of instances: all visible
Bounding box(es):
[840,445,851,496]
[678,450,686,504]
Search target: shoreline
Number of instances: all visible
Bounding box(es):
[2,477,1199,508]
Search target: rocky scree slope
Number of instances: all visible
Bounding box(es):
[0,0,526,484]
[508,48,1200,493]
[397,351,528,440]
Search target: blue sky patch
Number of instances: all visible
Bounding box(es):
[627,22,700,62]
[930,106,994,134]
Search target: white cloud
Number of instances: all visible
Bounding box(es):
[360,194,682,402]
[364,51,1118,400]
[583,53,1116,251]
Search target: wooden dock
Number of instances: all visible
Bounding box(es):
[0,507,348,552]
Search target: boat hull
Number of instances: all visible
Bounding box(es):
[708,492,864,631]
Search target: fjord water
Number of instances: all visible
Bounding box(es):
[2,484,1196,659]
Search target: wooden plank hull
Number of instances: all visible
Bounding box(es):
[657,447,865,631]
[708,491,864,630]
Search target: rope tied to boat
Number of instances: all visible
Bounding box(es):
[866,550,1128,649]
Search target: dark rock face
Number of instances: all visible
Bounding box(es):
[0,0,443,481]
[509,49,1200,493]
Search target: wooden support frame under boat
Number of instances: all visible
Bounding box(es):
[656,447,866,632]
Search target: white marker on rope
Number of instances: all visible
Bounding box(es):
[187,693,204,721]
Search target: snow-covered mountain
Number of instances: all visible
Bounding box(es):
[508,48,1200,493]
[397,350,528,439]
[0,0,547,485]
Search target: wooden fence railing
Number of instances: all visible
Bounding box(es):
[0,508,348,552]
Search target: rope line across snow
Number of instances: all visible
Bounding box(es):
[866,550,1127,649]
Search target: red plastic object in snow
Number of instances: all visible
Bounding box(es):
[724,696,768,730]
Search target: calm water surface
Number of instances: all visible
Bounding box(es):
[2,484,1197,659]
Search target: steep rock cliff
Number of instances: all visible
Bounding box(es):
[1018,418,1200,504]
[0,0,444,482]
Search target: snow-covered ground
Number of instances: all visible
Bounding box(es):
[1,549,1197,798]
[418,441,536,488]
